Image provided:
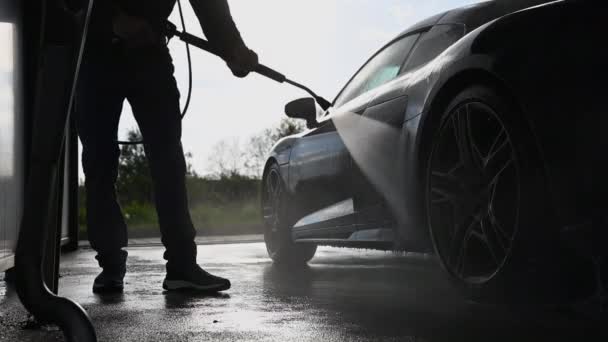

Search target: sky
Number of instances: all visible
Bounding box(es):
[85,0,480,176]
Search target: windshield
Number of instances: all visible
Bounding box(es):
[333,33,420,108]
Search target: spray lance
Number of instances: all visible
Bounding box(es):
[164,21,332,111]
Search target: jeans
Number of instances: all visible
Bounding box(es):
[76,44,197,272]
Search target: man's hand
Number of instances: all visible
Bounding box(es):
[225,45,259,78]
[113,11,157,48]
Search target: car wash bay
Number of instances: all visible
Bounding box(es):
[2,241,605,342]
[1,0,608,341]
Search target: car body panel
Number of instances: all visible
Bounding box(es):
[264,0,605,251]
[286,65,393,222]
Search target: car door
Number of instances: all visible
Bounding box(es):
[288,34,420,233]
[287,107,366,225]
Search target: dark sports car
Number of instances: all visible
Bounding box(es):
[262,0,607,302]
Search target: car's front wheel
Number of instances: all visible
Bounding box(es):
[425,84,568,303]
[262,163,317,266]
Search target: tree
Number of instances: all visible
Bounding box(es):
[204,118,305,179]
[117,130,153,204]
[242,128,274,178]
[206,137,244,178]
[273,117,306,139]
[116,129,195,204]
[242,118,305,178]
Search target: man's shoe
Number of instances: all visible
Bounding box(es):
[163,265,231,292]
[93,269,125,294]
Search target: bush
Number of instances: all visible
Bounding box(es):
[79,174,262,239]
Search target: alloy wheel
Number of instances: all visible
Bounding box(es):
[427,101,520,284]
[263,168,284,254]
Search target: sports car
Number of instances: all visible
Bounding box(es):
[262,0,607,301]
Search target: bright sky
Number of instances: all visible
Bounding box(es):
[102,0,479,176]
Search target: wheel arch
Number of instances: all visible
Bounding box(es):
[262,157,279,180]
[261,156,293,197]
[417,68,538,169]
[412,67,556,250]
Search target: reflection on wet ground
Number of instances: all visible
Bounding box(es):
[1,242,606,341]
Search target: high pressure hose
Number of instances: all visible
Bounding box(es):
[176,0,193,120]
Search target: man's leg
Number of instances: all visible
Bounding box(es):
[126,47,229,291]
[125,48,196,269]
[76,57,128,292]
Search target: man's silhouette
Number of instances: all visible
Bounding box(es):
[77,0,258,294]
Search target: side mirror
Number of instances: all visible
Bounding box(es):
[285,97,319,129]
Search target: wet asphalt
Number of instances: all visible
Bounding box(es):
[1,241,607,341]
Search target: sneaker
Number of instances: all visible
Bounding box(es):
[163,265,231,292]
[93,269,125,294]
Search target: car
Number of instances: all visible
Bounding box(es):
[261,0,607,303]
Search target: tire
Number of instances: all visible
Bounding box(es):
[424,84,572,304]
[262,163,317,266]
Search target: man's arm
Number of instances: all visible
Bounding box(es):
[189,0,258,77]
[189,0,243,55]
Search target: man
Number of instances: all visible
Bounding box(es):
[76,0,258,294]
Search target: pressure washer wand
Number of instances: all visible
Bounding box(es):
[165,21,332,110]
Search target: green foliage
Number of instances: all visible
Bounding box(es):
[186,173,260,205]
[116,130,154,205]
[122,201,159,226]
[79,135,263,238]
[189,198,261,235]
[79,176,262,238]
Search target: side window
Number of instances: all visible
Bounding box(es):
[402,24,465,73]
[334,34,419,108]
